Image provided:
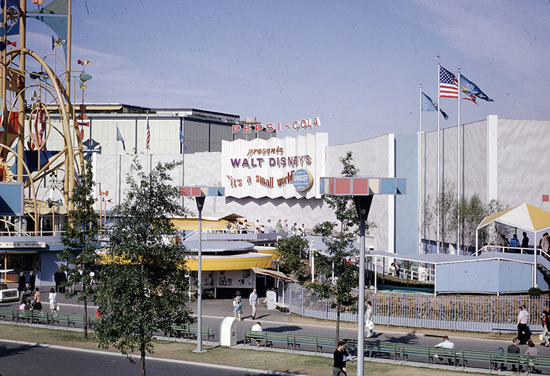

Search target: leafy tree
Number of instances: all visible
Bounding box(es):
[310,151,368,340]
[94,160,192,376]
[276,235,311,283]
[312,221,357,341]
[58,162,98,339]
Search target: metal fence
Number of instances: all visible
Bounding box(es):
[284,283,548,333]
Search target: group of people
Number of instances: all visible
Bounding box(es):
[498,232,530,252]
[502,337,541,372]
[16,270,61,313]
[388,263,400,278]
[17,271,36,297]
[231,219,308,236]
[17,287,58,312]
[233,288,260,321]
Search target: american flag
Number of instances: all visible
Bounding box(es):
[146,116,150,150]
[439,66,459,98]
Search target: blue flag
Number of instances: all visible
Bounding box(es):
[460,74,493,102]
[179,127,186,150]
[116,126,126,150]
[422,92,449,120]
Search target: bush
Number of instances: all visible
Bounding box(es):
[528,287,542,297]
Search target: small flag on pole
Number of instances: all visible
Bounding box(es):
[116,126,126,150]
[422,92,449,120]
[145,116,150,150]
[460,74,493,102]
[440,66,459,98]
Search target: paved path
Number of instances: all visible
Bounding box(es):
[2,290,547,373]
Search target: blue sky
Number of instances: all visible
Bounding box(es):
[24,0,550,146]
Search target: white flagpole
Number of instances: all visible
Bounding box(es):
[457,68,461,255]
[180,119,185,211]
[115,123,118,206]
[436,57,441,254]
[418,83,423,254]
[146,113,150,175]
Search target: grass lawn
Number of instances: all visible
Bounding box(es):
[0,324,486,375]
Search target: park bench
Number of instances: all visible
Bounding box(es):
[491,327,517,335]
[401,343,433,362]
[242,330,293,349]
[87,315,99,329]
[490,353,528,372]
[171,324,215,341]
[363,340,403,360]
[0,306,16,321]
[15,310,50,325]
[428,347,463,366]
[273,302,289,312]
[459,349,497,369]
[50,313,84,328]
[528,354,550,373]
[289,334,337,353]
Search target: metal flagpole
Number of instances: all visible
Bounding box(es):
[457,68,461,255]
[418,83,423,254]
[180,119,185,211]
[436,57,441,254]
[115,124,118,206]
[146,113,150,175]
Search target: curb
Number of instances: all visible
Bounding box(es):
[0,338,308,376]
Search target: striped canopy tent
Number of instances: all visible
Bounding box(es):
[476,203,550,287]
[477,203,550,233]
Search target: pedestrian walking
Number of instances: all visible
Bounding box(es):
[28,271,36,292]
[517,305,530,344]
[541,311,550,347]
[49,287,58,313]
[332,340,348,376]
[17,272,26,302]
[249,288,259,320]
[365,301,374,338]
[233,290,242,321]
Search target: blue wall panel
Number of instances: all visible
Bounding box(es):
[436,260,547,293]
[39,251,62,287]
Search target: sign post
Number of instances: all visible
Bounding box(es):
[319,177,406,376]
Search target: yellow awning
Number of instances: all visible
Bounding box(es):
[96,252,273,271]
[171,218,230,230]
[185,253,273,271]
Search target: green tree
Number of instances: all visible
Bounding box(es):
[312,221,357,341]
[310,151,368,340]
[276,235,311,283]
[94,160,192,376]
[58,162,98,339]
